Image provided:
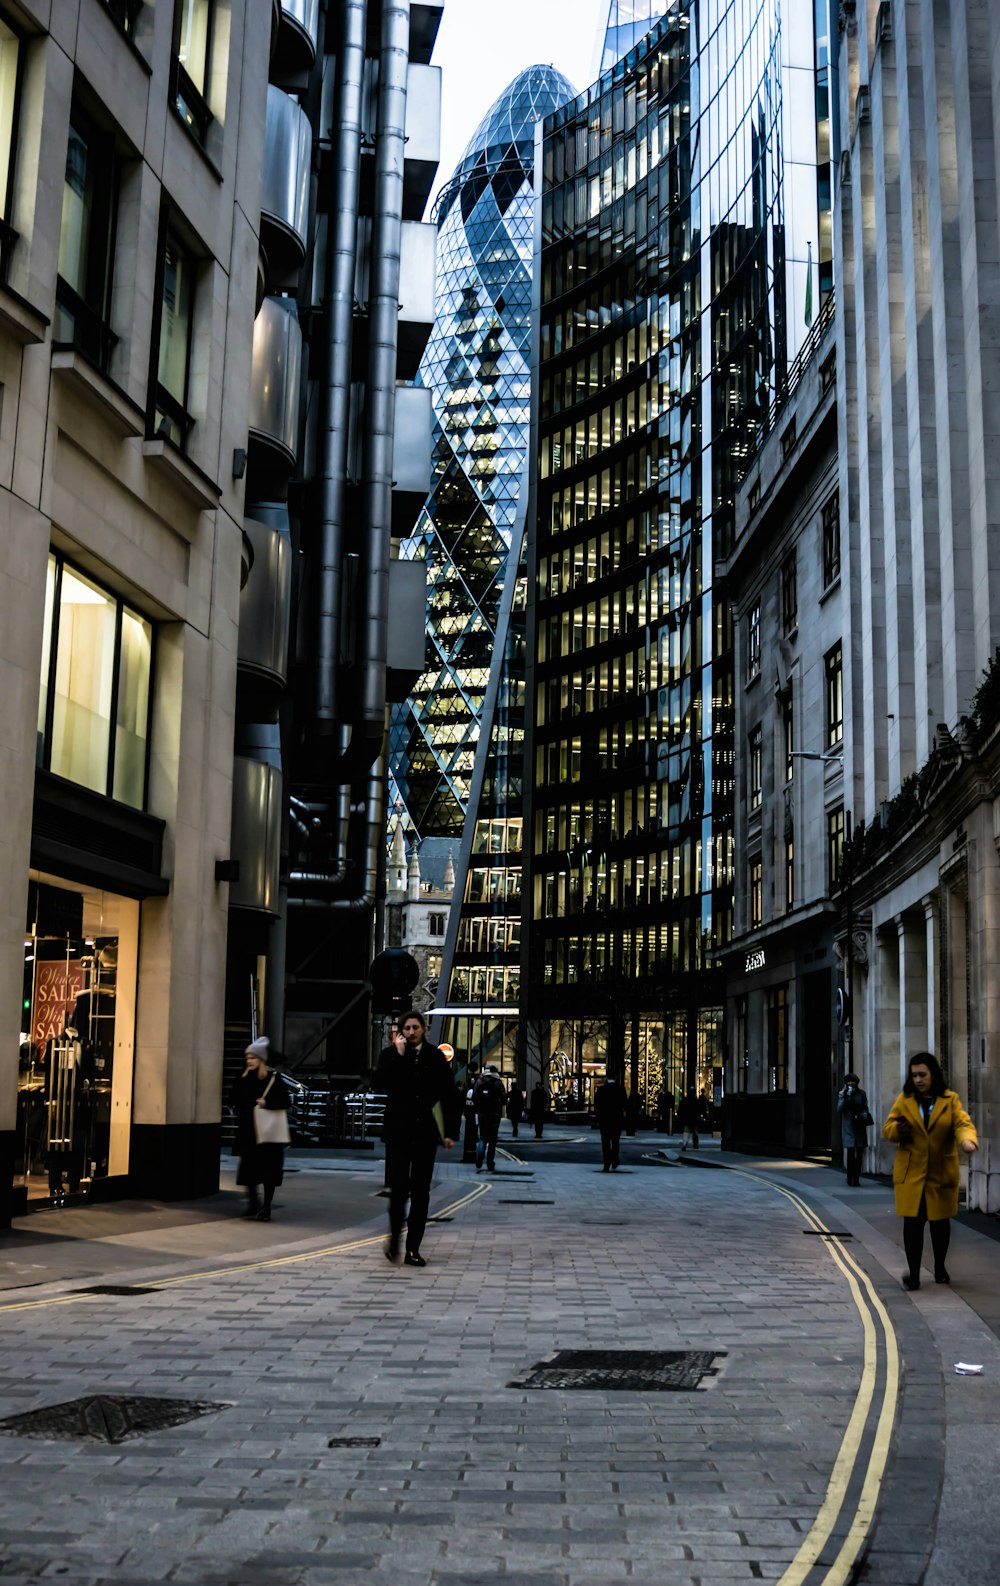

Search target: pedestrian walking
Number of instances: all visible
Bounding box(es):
[462,1065,480,1163]
[837,1072,873,1186]
[230,1037,290,1221]
[376,1011,462,1268]
[677,1088,701,1149]
[473,1063,506,1172]
[594,1076,627,1171]
[507,1082,524,1138]
[882,1051,978,1291]
[529,1082,550,1139]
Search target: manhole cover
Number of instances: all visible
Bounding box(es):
[327,1436,381,1448]
[78,1285,161,1296]
[0,1395,228,1444]
[513,1350,725,1392]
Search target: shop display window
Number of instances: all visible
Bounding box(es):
[36,553,153,810]
[16,874,139,1205]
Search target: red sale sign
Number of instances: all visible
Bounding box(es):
[31,959,87,1050]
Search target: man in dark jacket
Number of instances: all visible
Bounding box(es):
[376,1012,462,1267]
[594,1076,628,1171]
[473,1064,506,1172]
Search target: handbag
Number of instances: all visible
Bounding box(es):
[253,1075,291,1146]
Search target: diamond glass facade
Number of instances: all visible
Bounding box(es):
[598,1,673,77]
[525,0,820,1109]
[390,66,575,839]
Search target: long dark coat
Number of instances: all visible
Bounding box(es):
[376,1041,463,1148]
[882,1089,978,1219]
[230,1069,291,1187]
[837,1085,872,1149]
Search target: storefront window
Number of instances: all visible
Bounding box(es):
[16,874,139,1204]
[38,554,153,809]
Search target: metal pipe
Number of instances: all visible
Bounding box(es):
[315,0,367,731]
[355,0,410,757]
[289,713,388,910]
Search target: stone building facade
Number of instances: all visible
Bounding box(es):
[720,307,844,1157]
[0,0,274,1222]
[833,0,1000,1209]
[384,825,455,1017]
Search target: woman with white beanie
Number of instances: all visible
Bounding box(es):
[229,1037,291,1220]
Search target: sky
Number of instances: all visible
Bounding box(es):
[431,0,608,198]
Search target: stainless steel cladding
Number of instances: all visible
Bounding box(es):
[249,296,302,463]
[239,507,293,686]
[275,0,319,71]
[261,86,312,270]
[230,752,282,916]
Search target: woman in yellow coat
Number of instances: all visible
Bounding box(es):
[882,1051,978,1291]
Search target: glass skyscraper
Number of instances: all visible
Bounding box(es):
[524,0,824,1108]
[390,65,574,1075]
[390,66,575,839]
[597,1,673,77]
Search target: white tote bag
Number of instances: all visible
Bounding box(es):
[253,1075,291,1145]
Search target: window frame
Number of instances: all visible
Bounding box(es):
[37,550,155,811]
[822,491,841,587]
[172,0,215,146]
[102,0,144,36]
[780,550,797,634]
[149,218,197,448]
[54,99,120,372]
[746,600,761,683]
[827,805,845,889]
[0,5,27,279]
[748,722,763,811]
[749,856,762,930]
[825,641,843,748]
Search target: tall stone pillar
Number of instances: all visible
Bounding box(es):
[923,894,939,1055]
[897,912,926,1075]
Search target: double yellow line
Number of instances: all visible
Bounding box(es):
[724,1167,900,1586]
[0,1181,492,1317]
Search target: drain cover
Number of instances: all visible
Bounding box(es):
[78,1285,161,1296]
[0,1395,227,1444]
[513,1349,725,1392]
[327,1436,381,1448]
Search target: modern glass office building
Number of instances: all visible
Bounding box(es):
[524,0,824,1109]
[389,65,574,1075]
[390,66,575,840]
[597,1,673,77]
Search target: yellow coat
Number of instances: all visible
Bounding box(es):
[882,1090,978,1219]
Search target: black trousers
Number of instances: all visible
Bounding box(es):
[600,1127,622,1169]
[386,1139,437,1254]
[903,1192,951,1279]
[845,1146,864,1185]
[476,1114,500,1168]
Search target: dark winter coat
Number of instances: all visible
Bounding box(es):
[230,1068,291,1187]
[507,1087,524,1123]
[376,1041,463,1149]
[473,1072,507,1120]
[529,1085,550,1123]
[837,1085,872,1149]
[594,1081,627,1131]
[677,1094,702,1130]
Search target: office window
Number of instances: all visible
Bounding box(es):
[825,641,843,747]
[749,857,762,929]
[37,553,153,809]
[153,230,196,447]
[55,105,119,369]
[0,11,24,274]
[747,601,761,681]
[767,986,788,1091]
[174,0,214,143]
[780,552,797,633]
[827,805,845,888]
[822,491,840,586]
[785,837,794,910]
[749,723,762,811]
[103,1,143,34]
[782,687,794,781]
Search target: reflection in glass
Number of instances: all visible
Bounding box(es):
[177,0,212,96]
[36,554,56,762]
[113,608,152,808]
[156,234,194,443]
[51,568,116,794]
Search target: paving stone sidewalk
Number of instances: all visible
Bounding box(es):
[0,1150,991,1585]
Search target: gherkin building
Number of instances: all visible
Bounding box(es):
[389,65,575,840]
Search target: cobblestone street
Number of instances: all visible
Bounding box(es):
[1,1144,999,1585]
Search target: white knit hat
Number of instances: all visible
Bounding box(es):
[245,1037,270,1058]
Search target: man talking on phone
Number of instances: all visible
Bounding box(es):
[376,1011,462,1267]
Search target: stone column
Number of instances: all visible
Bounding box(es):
[923,893,939,1055]
[897,912,926,1075]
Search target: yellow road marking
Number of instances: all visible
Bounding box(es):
[716,1165,900,1586]
[0,1181,492,1316]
